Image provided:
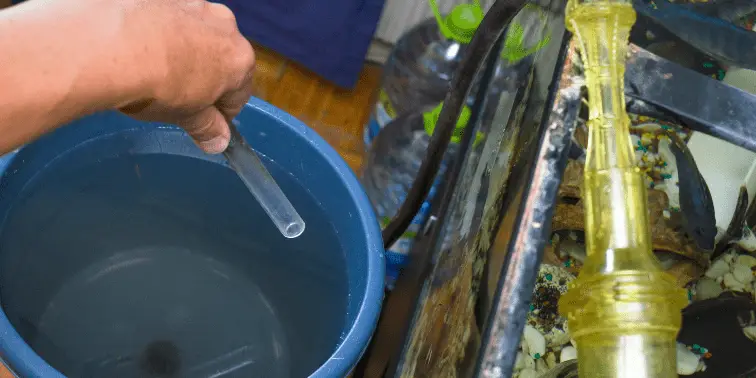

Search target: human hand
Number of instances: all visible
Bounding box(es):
[114,0,255,154]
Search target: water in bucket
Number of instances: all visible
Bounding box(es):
[0,148,349,378]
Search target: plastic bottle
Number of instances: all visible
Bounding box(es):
[361,102,471,288]
[363,1,551,149]
[363,0,484,148]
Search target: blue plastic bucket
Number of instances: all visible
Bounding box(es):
[0,97,384,377]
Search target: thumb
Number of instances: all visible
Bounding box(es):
[178,107,231,154]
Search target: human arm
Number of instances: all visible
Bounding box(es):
[0,0,255,155]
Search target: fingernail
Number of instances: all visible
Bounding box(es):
[199,136,230,154]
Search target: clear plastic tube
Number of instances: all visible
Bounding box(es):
[223,120,306,239]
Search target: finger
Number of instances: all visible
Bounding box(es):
[118,99,154,115]
[216,79,254,122]
[224,37,256,95]
[177,107,231,154]
[206,2,237,25]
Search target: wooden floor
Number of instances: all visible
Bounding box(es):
[250,43,381,171]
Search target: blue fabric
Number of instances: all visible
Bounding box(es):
[218,0,386,89]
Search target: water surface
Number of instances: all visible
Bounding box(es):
[0,152,349,378]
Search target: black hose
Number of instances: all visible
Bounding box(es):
[381,0,529,249]
[353,1,529,377]
[387,28,510,378]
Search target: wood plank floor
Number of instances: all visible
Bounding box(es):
[250,43,381,171]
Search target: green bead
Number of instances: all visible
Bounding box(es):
[545,274,553,281]
[534,353,541,359]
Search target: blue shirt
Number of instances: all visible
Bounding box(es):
[218,0,386,89]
